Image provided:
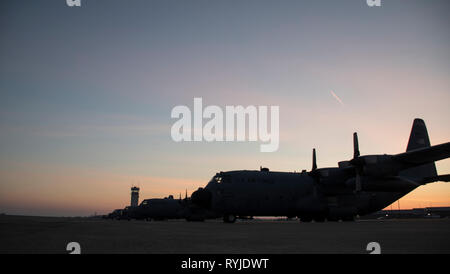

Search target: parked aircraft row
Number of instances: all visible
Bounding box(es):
[105,119,449,223]
[104,194,219,221]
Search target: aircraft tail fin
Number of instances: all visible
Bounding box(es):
[400,118,438,180]
[406,118,431,151]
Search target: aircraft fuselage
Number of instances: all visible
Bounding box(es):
[195,169,413,221]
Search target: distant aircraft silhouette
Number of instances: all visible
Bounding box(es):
[124,196,185,221]
[191,118,450,223]
[103,208,124,220]
[110,193,219,221]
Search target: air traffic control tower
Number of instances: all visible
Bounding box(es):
[130,186,140,207]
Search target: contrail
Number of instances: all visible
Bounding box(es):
[330,90,344,106]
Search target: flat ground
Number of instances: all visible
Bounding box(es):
[0,215,449,254]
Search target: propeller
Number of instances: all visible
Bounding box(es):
[353,132,360,159]
[312,148,317,172]
[349,132,363,192]
[309,148,320,197]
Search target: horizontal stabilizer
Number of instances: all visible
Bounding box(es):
[422,174,450,184]
[393,142,450,166]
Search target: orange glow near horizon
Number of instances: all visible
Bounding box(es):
[1,0,449,219]
[0,159,449,216]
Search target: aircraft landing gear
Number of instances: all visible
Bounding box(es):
[342,216,355,222]
[300,216,313,223]
[223,214,236,223]
[313,216,326,222]
[327,217,339,222]
[186,216,205,222]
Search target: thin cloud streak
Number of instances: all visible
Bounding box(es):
[330,90,344,106]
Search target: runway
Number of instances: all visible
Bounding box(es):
[1,215,449,254]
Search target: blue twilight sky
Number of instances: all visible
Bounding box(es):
[0,0,449,216]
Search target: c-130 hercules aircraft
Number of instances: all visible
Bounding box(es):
[191,119,450,223]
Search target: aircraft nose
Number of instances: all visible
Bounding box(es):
[191,187,212,209]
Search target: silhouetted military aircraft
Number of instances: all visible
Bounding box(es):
[121,193,219,221]
[120,195,185,221]
[191,119,450,223]
[104,209,124,220]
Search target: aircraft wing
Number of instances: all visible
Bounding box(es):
[393,142,450,165]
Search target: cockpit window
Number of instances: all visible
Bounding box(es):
[209,174,231,184]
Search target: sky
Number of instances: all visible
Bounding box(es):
[0,0,449,216]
